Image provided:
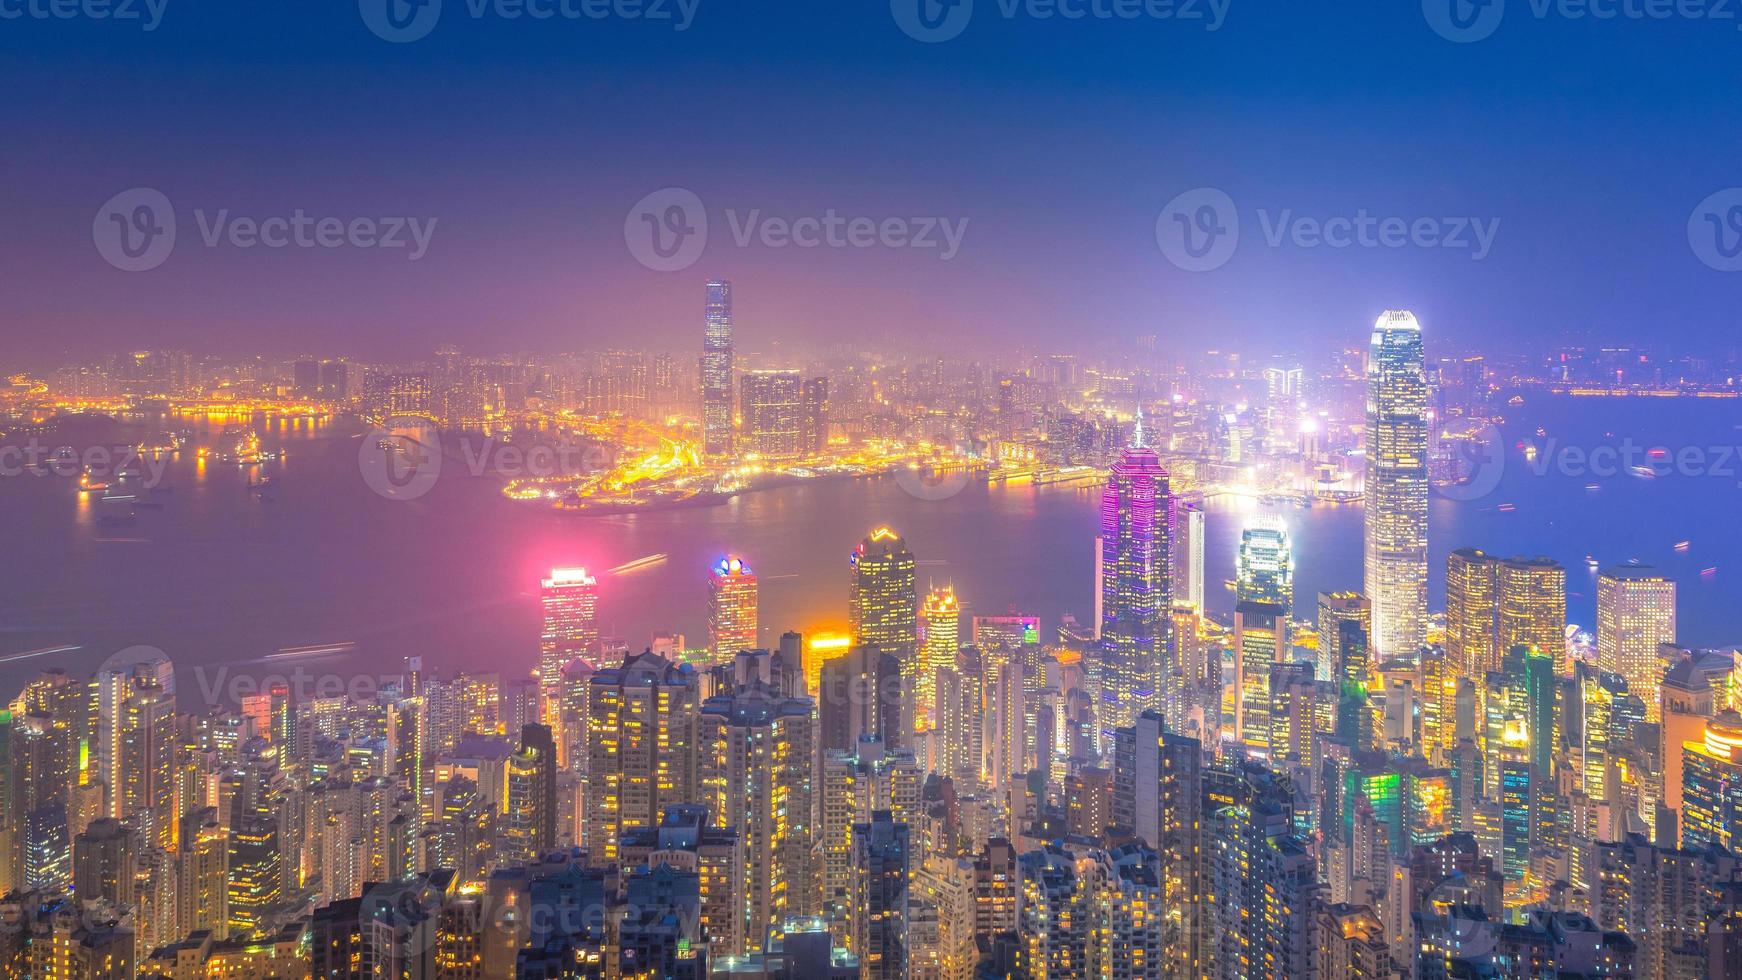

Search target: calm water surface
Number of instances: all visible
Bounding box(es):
[3,393,1739,703]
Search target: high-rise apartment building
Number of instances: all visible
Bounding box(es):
[584,652,700,862]
[698,673,817,954]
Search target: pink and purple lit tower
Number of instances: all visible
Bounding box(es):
[1097,410,1173,728]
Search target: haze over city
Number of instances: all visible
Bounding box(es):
[7,3,1742,979]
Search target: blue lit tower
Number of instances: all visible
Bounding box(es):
[1098,411,1173,727]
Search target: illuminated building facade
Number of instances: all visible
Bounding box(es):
[1238,518,1294,614]
[702,279,735,457]
[1171,501,1206,613]
[584,652,700,863]
[1682,711,1742,852]
[1234,601,1287,755]
[740,369,805,460]
[1317,591,1371,685]
[708,556,759,660]
[1098,417,1172,727]
[1363,310,1429,658]
[539,567,598,707]
[1597,565,1677,720]
[1448,549,1566,676]
[853,812,910,980]
[849,528,919,696]
[918,585,960,729]
[699,679,817,955]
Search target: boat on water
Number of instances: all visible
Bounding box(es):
[1675,540,1691,553]
[1628,465,1657,479]
[1585,556,1600,569]
[77,469,109,493]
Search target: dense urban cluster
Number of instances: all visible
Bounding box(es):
[6,289,1742,979]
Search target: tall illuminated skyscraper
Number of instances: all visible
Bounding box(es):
[1171,502,1206,613]
[708,556,759,660]
[539,567,598,703]
[918,585,960,730]
[850,527,919,655]
[701,279,735,457]
[1098,413,1172,727]
[1363,310,1429,657]
[1598,565,1678,721]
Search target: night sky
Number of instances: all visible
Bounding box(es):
[4,0,1742,361]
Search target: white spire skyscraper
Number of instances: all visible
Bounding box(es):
[1363,310,1429,657]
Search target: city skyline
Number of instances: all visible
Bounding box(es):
[10,7,1742,977]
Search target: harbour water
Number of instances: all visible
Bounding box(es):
[3,392,1738,703]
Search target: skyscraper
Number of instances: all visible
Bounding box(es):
[918,585,959,730]
[701,279,734,457]
[1446,548,1501,677]
[1316,592,1371,685]
[1171,501,1206,613]
[1447,550,1566,675]
[853,812,910,980]
[1232,519,1293,754]
[1597,565,1677,720]
[539,567,598,706]
[740,369,804,460]
[1498,556,1567,671]
[585,651,700,862]
[698,673,817,953]
[708,556,759,660]
[1363,310,1428,658]
[850,528,919,714]
[1237,517,1294,614]
[1098,413,1172,727]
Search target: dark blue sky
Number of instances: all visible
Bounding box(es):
[3,0,1741,361]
